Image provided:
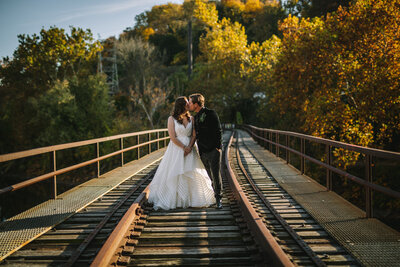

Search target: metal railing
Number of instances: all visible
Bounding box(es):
[0,129,169,198]
[242,125,400,218]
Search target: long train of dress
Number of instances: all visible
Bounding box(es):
[148,119,216,210]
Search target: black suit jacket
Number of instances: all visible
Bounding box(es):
[194,107,222,154]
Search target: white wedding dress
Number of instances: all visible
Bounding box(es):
[148,118,216,210]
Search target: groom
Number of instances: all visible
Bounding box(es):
[188,93,223,209]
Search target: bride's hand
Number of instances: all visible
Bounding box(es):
[184,146,192,156]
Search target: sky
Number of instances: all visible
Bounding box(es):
[0,0,184,59]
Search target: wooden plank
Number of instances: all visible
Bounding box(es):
[129,256,259,266]
[149,210,232,216]
[142,226,240,233]
[269,224,323,231]
[147,215,234,221]
[309,244,346,253]
[146,221,233,227]
[270,230,329,238]
[319,254,358,263]
[7,248,98,259]
[137,232,243,240]
[135,240,246,247]
[62,217,119,223]
[56,223,116,229]
[44,228,113,235]
[36,234,109,242]
[131,246,256,257]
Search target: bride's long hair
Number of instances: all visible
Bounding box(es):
[172,96,190,124]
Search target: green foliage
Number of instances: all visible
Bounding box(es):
[283,0,352,17]
[236,111,243,125]
[117,37,173,129]
[0,27,108,153]
[32,75,112,146]
[123,2,196,66]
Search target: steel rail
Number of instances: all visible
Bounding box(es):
[0,137,168,195]
[244,125,400,160]
[224,131,294,267]
[64,169,155,267]
[90,185,150,267]
[235,132,327,267]
[247,130,400,199]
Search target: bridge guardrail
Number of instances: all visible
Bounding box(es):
[242,124,400,218]
[0,129,169,199]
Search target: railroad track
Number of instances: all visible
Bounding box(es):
[231,131,360,266]
[2,130,362,266]
[90,132,266,266]
[1,161,161,266]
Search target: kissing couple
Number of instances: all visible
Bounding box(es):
[148,93,223,210]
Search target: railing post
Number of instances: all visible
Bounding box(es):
[164,131,167,147]
[137,135,140,159]
[276,132,279,157]
[301,138,305,175]
[269,132,272,151]
[96,142,100,178]
[120,138,124,166]
[263,130,266,148]
[286,135,289,164]
[157,132,160,150]
[365,154,373,218]
[52,151,57,199]
[326,145,332,191]
[148,133,151,154]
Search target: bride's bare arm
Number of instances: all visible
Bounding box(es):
[188,116,196,149]
[168,116,186,150]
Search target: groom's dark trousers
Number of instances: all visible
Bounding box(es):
[194,107,223,201]
[200,149,222,200]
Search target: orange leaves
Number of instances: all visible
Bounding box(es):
[271,0,400,153]
[142,28,155,40]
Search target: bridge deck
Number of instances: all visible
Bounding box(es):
[0,148,166,261]
[239,130,400,266]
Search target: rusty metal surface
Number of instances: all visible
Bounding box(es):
[224,133,294,267]
[234,133,327,267]
[90,189,148,267]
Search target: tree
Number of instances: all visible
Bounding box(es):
[32,74,112,146]
[0,26,105,153]
[283,0,351,18]
[270,0,400,157]
[191,0,252,121]
[117,37,172,129]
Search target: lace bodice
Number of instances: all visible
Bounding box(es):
[174,118,192,137]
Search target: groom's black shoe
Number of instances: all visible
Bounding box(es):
[216,198,223,209]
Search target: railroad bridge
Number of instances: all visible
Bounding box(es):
[0,126,399,266]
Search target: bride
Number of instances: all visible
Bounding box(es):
[148,96,216,210]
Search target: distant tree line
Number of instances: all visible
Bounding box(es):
[1,0,399,156]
